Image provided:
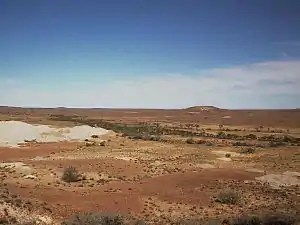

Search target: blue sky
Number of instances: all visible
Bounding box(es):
[1,0,300,108]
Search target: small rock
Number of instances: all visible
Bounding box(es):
[24,175,37,180]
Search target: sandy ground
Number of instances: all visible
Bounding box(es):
[0,107,300,224]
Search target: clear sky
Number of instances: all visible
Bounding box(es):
[1,0,300,108]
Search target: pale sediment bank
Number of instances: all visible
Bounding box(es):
[0,121,108,147]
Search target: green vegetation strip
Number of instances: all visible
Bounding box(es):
[49,115,300,146]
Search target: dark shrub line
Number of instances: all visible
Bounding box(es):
[49,115,300,146]
[1,211,298,225]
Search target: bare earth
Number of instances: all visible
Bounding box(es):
[0,106,300,224]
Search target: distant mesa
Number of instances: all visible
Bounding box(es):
[185,106,220,111]
[221,115,232,119]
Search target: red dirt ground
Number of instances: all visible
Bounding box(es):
[26,157,146,179]
[0,142,79,162]
[6,168,258,220]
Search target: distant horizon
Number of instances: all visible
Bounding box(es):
[1,0,300,108]
[0,105,299,111]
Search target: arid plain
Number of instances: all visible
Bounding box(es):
[0,106,299,224]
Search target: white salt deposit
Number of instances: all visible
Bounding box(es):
[256,173,300,189]
[0,121,109,147]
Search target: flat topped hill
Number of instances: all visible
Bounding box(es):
[185,106,221,111]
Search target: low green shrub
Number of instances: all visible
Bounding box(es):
[61,166,81,183]
[62,212,125,225]
[216,132,226,139]
[240,147,256,154]
[215,190,240,205]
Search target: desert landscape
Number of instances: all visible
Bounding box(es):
[2,0,300,223]
[0,106,299,224]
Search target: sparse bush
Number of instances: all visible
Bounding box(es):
[232,213,298,225]
[91,134,99,138]
[231,215,261,225]
[85,141,96,147]
[245,134,257,140]
[129,135,143,140]
[129,134,161,142]
[196,140,206,144]
[240,147,256,154]
[62,166,81,183]
[21,222,41,225]
[204,218,224,225]
[134,220,147,225]
[262,213,297,225]
[282,135,298,143]
[216,131,226,139]
[233,142,249,147]
[141,135,151,141]
[175,218,202,225]
[186,138,195,144]
[206,142,214,146]
[62,212,125,225]
[215,190,240,205]
[0,217,9,225]
[226,133,241,139]
[225,153,231,158]
[269,141,286,148]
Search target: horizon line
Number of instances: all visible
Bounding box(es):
[0,105,299,111]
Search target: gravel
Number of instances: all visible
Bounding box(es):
[0,121,108,147]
